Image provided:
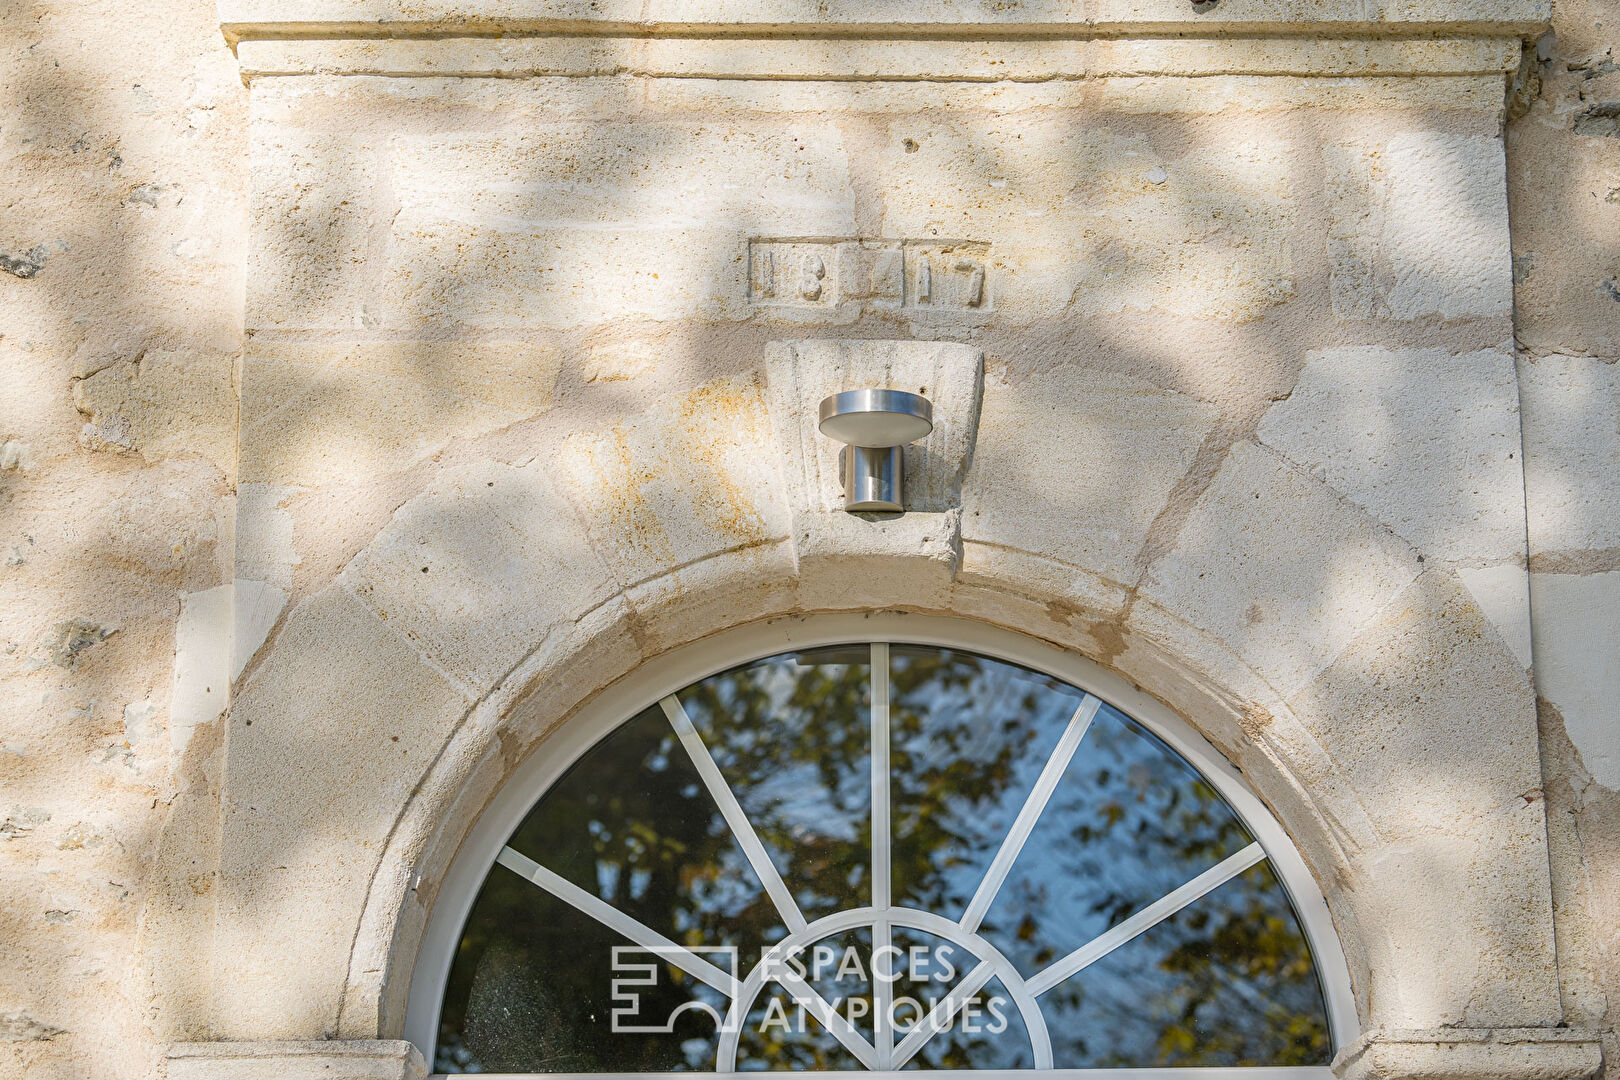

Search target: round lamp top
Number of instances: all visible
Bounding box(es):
[818,389,934,447]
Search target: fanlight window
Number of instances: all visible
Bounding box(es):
[434,645,1337,1075]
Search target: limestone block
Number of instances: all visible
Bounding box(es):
[389,124,854,235]
[212,841,385,1038]
[1289,572,1539,836]
[169,1041,426,1080]
[381,219,750,331]
[340,459,618,694]
[224,585,470,855]
[870,120,1295,323]
[172,584,234,768]
[1454,564,1533,669]
[1505,91,1620,357]
[955,542,1131,629]
[235,484,300,591]
[793,510,961,612]
[239,341,559,487]
[1529,572,1620,790]
[764,339,982,516]
[1258,346,1525,563]
[1346,826,1561,1028]
[1518,354,1620,555]
[965,365,1219,589]
[1325,133,1511,321]
[379,122,855,330]
[1137,441,1422,696]
[1333,1029,1601,1080]
[217,587,477,1036]
[248,131,379,331]
[555,377,790,590]
[71,351,237,472]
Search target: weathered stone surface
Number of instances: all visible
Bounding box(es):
[340,460,617,693]
[1291,572,1539,836]
[169,1040,427,1080]
[1258,346,1525,563]
[1530,572,1620,791]
[15,4,1620,1078]
[217,586,473,1034]
[1518,354,1620,556]
[239,342,559,487]
[72,351,237,472]
[1325,133,1512,322]
[966,365,1219,589]
[555,377,790,589]
[379,123,855,331]
[1334,1028,1603,1080]
[871,122,1295,324]
[248,130,378,330]
[1137,441,1422,696]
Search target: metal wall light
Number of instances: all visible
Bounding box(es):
[818,389,934,512]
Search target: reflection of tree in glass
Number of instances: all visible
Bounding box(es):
[679,650,873,921]
[436,646,1331,1074]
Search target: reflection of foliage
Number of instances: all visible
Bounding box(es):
[438,647,1331,1074]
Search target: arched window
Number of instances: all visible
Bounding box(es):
[413,626,1355,1076]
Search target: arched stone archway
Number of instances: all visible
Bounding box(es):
[156,339,1562,1071]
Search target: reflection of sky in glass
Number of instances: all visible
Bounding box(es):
[437,646,1331,1074]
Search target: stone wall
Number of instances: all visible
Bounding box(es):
[0,1,246,1077]
[0,3,1613,1080]
[1508,0,1620,1074]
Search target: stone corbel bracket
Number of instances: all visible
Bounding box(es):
[1333,1029,1604,1080]
[764,338,983,612]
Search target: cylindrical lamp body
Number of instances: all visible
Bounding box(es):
[843,445,904,512]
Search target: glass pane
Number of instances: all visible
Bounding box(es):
[976,702,1259,974]
[1041,863,1332,1067]
[678,647,873,920]
[436,644,1334,1074]
[889,646,1090,917]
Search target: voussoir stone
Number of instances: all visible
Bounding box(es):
[1137,441,1422,697]
[555,377,791,590]
[340,459,620,694]
[965,365,1219,590]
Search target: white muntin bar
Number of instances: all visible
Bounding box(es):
[494,846,740,997]
[775,966,881,1069]
[960,694,1103,934]
[870,642,894,1068]
[660,693,809,935]
[1027,842,1269,998]
[890,958,997,1068]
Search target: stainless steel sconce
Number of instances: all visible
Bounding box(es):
[818,389,934,512]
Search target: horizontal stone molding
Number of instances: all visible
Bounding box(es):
[1332,1029,1605,1080]
[234,34,1524,80]
[218,0,1549,44]
[168,1040,426,1080]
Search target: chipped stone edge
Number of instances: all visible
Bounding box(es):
[167,1039,426,1080]
[1332,1028,1605,1080]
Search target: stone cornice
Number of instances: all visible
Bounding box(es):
[219,0,1550,46]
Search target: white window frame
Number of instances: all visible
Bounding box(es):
[405,612,1360,1077]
